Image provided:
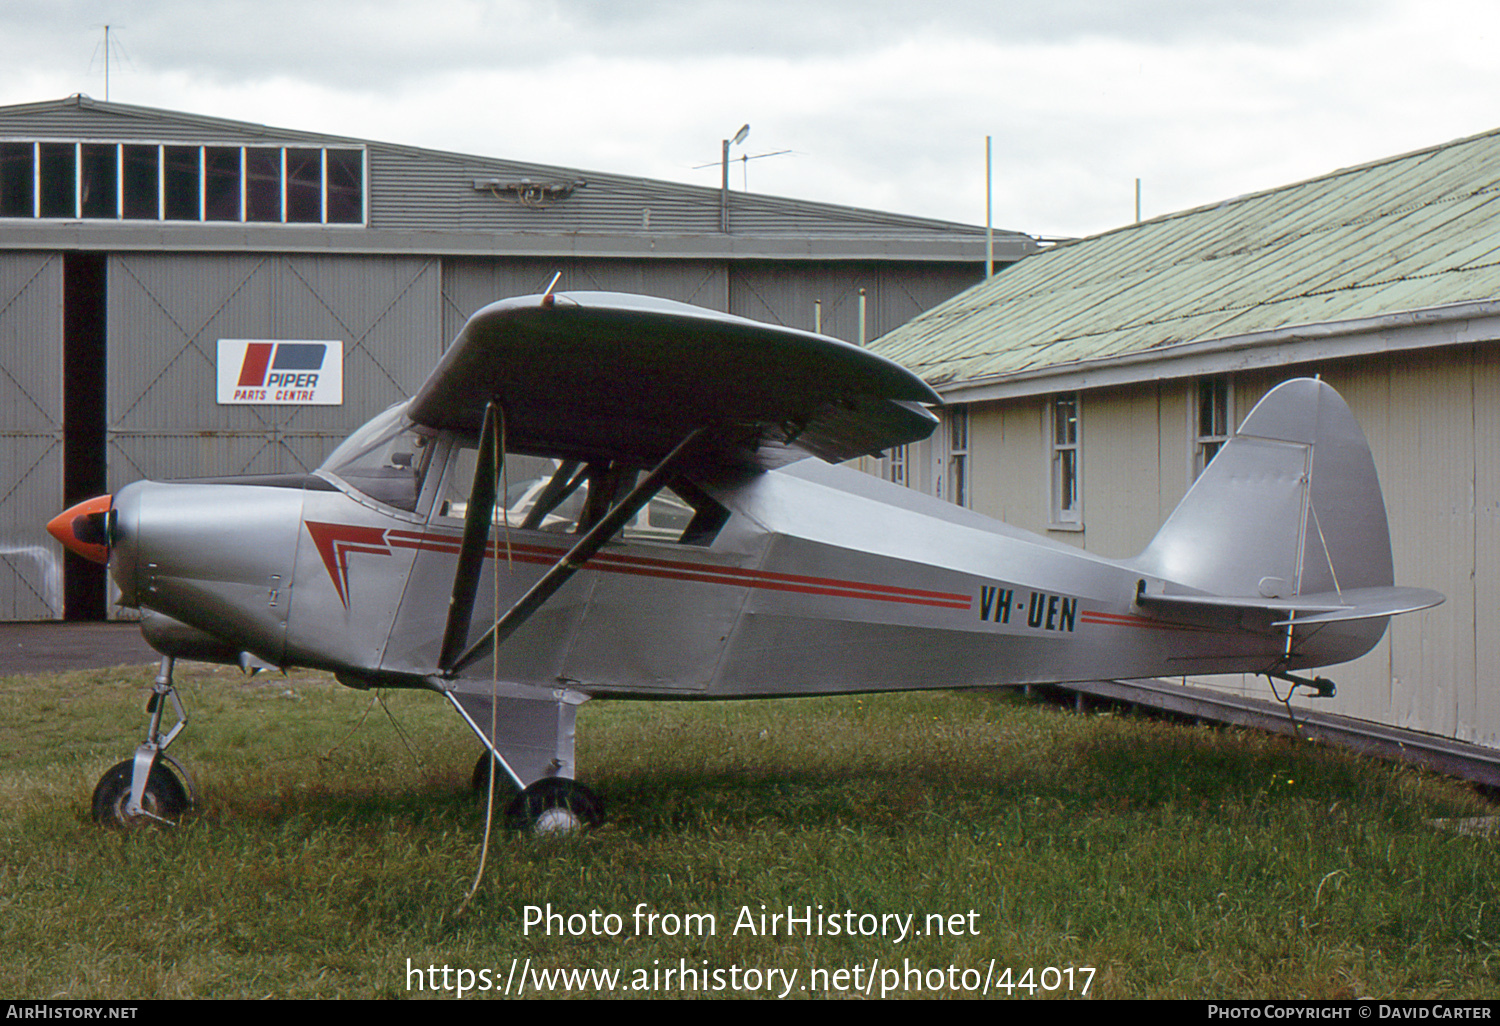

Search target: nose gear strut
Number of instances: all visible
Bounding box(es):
[91,656,197,827]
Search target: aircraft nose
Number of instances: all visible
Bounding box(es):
[47,494,113,564]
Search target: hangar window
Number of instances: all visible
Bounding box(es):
[0,140,366,226]
[122,145,159,219]
[204,146,242,221]
[286,148,323,222]
[80,143,117,218]
[245,148,282,222]
[163,145,201,220]
[0,142,32,217]
[38,143,75,218]
[325,149,364,223]
[1050,392,1082,528]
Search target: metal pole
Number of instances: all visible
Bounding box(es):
[720,138,730,233]
[985,135,993,278]
[858,288,867,346]
[1135,178,1141,223]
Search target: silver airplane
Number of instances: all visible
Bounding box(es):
[48,291,1443,832]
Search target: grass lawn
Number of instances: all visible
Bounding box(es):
[2,661,1497,999]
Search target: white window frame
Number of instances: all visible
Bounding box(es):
[0,137,367,226]
[943,405,970,508]
[886,444,908,488]
[1049,392,1082,529]
[1192,376,1234,481]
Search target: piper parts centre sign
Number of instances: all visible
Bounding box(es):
[218,339,343,405]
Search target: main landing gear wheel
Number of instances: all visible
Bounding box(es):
[91,757,191,828]
[505,777,605,835]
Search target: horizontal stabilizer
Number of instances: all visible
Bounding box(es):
[1138,585,1444,626]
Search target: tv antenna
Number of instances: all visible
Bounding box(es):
[89,25,131,101]
[699,125,794,232]
[694,145,795,191]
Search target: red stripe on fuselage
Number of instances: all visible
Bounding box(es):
[1079,610,1218,633]
[376,527,974,611]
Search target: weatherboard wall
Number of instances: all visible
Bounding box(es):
[904,351,1496,749]
[858,123,1500,752]
[1210,355,1493,748]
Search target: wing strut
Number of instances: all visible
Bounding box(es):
[438,401,502,672]
[445,427,706,677]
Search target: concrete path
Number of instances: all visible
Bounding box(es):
[0,622,157,676]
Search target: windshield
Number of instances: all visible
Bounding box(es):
[320,403,435,512]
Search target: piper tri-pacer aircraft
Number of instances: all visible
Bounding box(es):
[49,290,1443,831]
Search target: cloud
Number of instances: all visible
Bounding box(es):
[2,0,1389,91]
[2,0,1496,239]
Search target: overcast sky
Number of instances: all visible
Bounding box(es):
[4,0,1499,238]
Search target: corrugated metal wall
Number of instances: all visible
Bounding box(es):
[0,252,64,619]
[0,248,981,621]
[107,253,442,486]
[729,261,982,345]
[440,258,730,344]
[440,257,981,349]
[370,142,1007,241]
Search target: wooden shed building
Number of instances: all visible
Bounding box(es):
[869,128,1500,753]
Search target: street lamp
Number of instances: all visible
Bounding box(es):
[721,124,749,233]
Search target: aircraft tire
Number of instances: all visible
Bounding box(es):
[505,778,604,834]
[91,758,190,828]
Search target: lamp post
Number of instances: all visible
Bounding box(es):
[721,124,749,233]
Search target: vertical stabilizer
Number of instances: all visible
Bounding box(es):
[1133,379,1394,599]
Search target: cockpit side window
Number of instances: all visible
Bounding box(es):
[438,445,728,546]
[322,409,436,512]
[440,449,589,532]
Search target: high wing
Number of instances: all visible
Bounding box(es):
[417,291,942,677]
[407,291,940,467]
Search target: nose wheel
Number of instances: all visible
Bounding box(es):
[92,755,191,827]
[92,656,197,828]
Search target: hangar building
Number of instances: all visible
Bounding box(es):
[866,127,1500,755]
[0,95,1036,621]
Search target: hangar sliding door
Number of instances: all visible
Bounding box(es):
[0,253,64,620]
[107,253,442,487]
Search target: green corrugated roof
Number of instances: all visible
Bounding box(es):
[871,127,1500,387]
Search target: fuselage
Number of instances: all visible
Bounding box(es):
[95,415,1386,701]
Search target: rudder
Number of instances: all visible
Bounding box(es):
[1133,378,1394,600]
